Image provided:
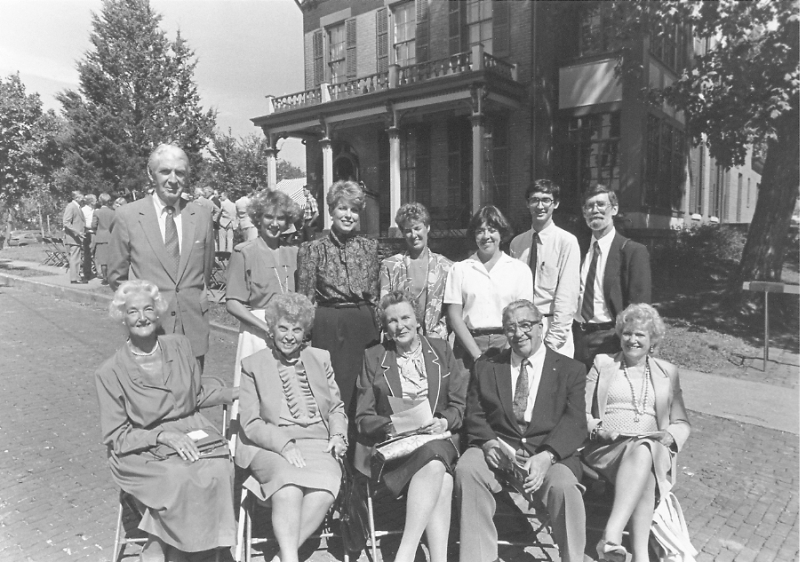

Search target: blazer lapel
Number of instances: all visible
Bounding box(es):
[421,337,442,413]
[527,349,559,432]
[649,358,672,430]
[139,198,176,284]
[603,233,624,314]
[494,352,517,430]
[177,203,197,282]
[380,349,402,398]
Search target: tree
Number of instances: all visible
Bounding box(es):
[57,0,215,197]
[0,74,65,232]
[604,1,799,297]
[199,131,305,199]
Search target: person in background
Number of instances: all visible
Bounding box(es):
[236,190,258,242]
[92,193,115,285]
[113,197,127,210]
[297,180,380,418]
[82,193,98,280]
[444,206,533,370]
[215,191,237,253]
[510,179,580,357]
[193,186,218,215]
[301,185,320,242]
[573,185,652,370]
[380,202,452,340]
[63,191,86,284]
[583,303,690,562]
[96,280,237,562]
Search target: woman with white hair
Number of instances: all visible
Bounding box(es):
[95,280,237,562]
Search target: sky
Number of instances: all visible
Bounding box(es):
[0,0,308,167]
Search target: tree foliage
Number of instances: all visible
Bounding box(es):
[199,131,304,200]
[0,74,64,222]
[57,0,215,197]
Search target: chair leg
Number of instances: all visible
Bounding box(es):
[245,494,253,562]
[113,499,124,562]
[367,493,378,562]
[235,488,248,562]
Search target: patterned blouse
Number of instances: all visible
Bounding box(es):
[297,230,379,306]
[380,250,453,339]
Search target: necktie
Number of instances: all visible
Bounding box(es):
[513,359,530,431]
[581,242,600,322]
[528,232,539,287]
[164,206,180,278]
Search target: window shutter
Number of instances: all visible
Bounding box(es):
[448,0,465,56]
[346,18,357,79]
[416,0,430,63]
[493,0,511,58]
[312,29,324,85]
[376,8,389,73]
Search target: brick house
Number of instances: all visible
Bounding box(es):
[252,0,761,238]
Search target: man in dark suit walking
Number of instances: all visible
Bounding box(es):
[573,185,651,369]
[108,144,215,367]
[455,299,587,562]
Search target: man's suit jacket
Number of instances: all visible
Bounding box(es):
[107,196,215,356]
[600,232,652,320]
[215,199,237,229]
[466,347,588,479]
[235,346,348,469]
[62,200,85,246]
[91,206,115,248]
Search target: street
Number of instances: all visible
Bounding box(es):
[0,284,796,562]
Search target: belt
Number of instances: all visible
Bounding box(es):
[318,301,368,309]
[542,313,554,318]
[469,328,505,336]
[573,321,615,333]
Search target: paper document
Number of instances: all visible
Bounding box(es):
[388,398,433,434]
[187,429,209,441]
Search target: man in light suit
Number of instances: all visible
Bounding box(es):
[62,191,86,284]
[573,185,652,369]
[456,299,587,562]
[214,191,237,252]
[108,144,215,366]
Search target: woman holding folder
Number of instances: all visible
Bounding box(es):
[356,291,468,562]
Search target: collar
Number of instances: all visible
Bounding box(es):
[510,342,546,368]
[328,228,355,247]
[592,226,616,253]
[152,194,182,216]
[532,220,555,238]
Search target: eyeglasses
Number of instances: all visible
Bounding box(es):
[583,201,611,213]
[503,321,542,334]
[528,197,554,207]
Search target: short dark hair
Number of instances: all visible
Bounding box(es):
[466,205,513,243]
[582,184,618,207]
[395,202,431,229]
[525,179,561,202]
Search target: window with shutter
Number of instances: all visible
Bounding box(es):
[345,18,357,79]
[376,8,389,73]
[328,23,346,84]
[312,29,324,86]
[393,2,416,67]
[415,0,430,64]
[467,0,493,55]
[492,0,510,58]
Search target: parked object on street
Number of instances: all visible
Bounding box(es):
[6,230,42,247]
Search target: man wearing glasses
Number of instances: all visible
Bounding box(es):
[510,180,580,357]
[456,299,587,562]
[573,185,651,369]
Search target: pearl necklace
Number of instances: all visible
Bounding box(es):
[621,356,650,423]
[128,340,160,357]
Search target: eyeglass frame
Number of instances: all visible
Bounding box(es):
[502,321,543,335]
[527,196,555,207]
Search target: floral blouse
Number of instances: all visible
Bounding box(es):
[297,230,379,306]
[380,250,453,339]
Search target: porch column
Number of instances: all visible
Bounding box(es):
[321,136,334,229]
[470,114,485,214]
[262,130,278,190]
[388,126,402,237]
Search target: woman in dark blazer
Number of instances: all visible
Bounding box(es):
[356,291,467,562]
[236,292,347,562]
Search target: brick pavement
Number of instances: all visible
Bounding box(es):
[0,284,797,562]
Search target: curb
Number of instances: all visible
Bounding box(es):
[0,271,239,338]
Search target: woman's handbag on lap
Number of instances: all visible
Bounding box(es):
[373,431,452,463]
[650,482,698,562]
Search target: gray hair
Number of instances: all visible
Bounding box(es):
[378,290,416,328]
[615,303,666,352]
[501,299,542,325]
[109,280,169,323]
[265,293,316,334]
[147,144,190,176]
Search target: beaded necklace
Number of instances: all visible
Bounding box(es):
[128,339,160,357]
[621,356,650,423]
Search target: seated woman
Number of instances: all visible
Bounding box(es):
[356,291,468,562]
[95,280,237,562]
[582,303,691,562]
[235,292,348,562]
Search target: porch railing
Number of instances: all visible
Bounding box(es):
[328,72,390,101]
[397,51,473,86]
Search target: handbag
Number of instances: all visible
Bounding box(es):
[150,426,229,460]
[335,458,370,553]
[373,431,452,463]
[650,482,698,562]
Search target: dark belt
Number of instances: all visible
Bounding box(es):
[542,313,554,318]
[318,301,368,309]
[573,320,615,333]
[469,328,505,336]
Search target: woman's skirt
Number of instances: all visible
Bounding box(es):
[94,242,109,268]
[378,438,459,498]
[246,424,342,501]
[312,304,379,416]
[582,435,673,499]
[233,309,269,389]
[108,412,236,553]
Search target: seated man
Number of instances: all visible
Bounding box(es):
[456,299,588,562]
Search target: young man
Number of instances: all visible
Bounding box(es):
[573,184,652,369]
[510,179,580,357]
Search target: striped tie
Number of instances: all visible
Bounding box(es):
[164,206,180,278]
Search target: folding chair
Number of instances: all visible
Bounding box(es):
[210,251,231,291]
[51,237,69,267]
[363,472,406,562]
[111,375,231,562]
[41,237,59,266]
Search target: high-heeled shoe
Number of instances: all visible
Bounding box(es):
[596,538,628,562]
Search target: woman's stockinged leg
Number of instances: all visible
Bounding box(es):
[629,471,657,562]
[271,485,304,562]
[605,443,656,545]
[394,461,448,562]
[424,472,453,562]
[297,490,335,545]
